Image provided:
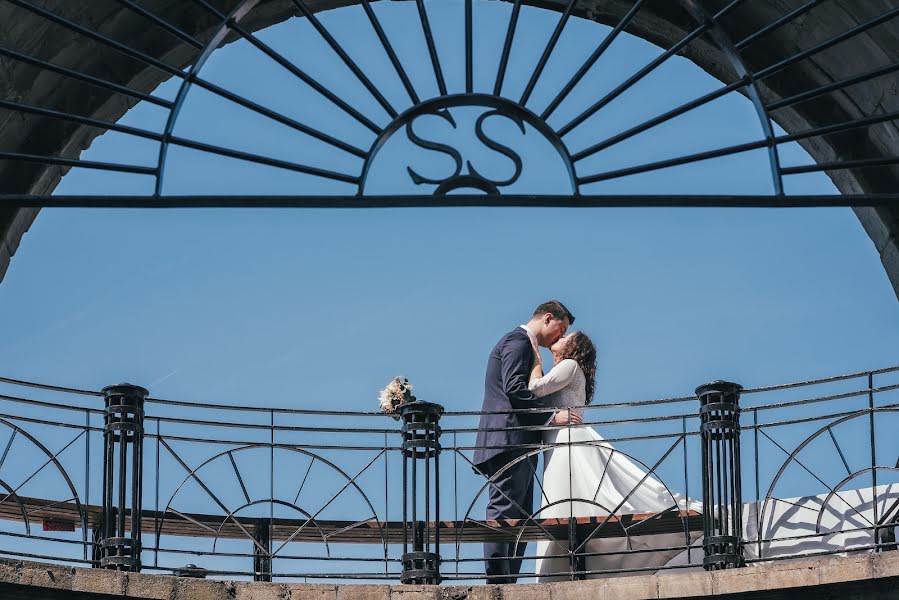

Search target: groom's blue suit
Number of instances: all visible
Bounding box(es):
[474,327,552,583]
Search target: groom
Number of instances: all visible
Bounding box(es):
[473,300,582,584]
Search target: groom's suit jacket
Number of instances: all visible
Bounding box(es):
[473,327,552,472]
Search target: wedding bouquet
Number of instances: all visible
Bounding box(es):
[378,376,414,417]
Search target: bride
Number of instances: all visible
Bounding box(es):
[528,332,696,580]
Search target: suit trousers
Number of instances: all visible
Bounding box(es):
[482,451,538,584]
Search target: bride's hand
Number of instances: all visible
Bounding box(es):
[551,409,582,426]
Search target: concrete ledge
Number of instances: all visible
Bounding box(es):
[1,552,899,599]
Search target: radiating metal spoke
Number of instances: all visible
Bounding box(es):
[541,0,648,120]
[361,0,419,105]
[114,0,203,49]
[573,436,683,554]
[571,78,749,163]
[9,0,184,79]
[0,151,157,176]
[493,0,522,96]
[519,0,576,107]
[167,135,359,183]
[0,431,83,509]
[826,427,852,477]
[558,19,713,137]
[760,429,875,529]
[228,451,251,504]
[294,457,316,505]
[291,0,397,118]
[0,431,16,472]
[415,0,447,97]
[735,0,828,50]
[189,76,367,158]
[273,450,384,556]
[577,109,899,185]
[755,6,899,80]
[781,157,899,176]
[190,0,382,134]
[160,439,270,554]
[0,47,174,109]
[0,98,163,142]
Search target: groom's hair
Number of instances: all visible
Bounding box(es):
[533,300,575,325]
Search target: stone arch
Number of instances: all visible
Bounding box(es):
[1,0,897,293]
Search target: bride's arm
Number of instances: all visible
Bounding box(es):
[529,360,543,383]
[528,359,578,398]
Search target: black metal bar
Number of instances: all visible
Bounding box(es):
[683,417,692,565]
[253,519,272,582]
[519,0,576,106]
[190,77,367,158]
[361,0,419,105]
[0,98,164,142]
[415,0,447,97]
[767,61,899,111]
[755,6,899,80]
[0,152,157,176]
[0,47,174,109]
[465,0,473,94]
[781,157,899,175]
[221,20,383,135]
[84,411,90,562]
[493,0,522,96]
[734,0,827,50]
[400,398,443,585]
[697,380,745,570]
[1,193,898,209]
[678,0,783,196]
[166,135,359,183]
[571,78,749,163]
[114,0,203,49]
[558,19,713,137]
[541,0,647,120]
[826,427,852,476]
[870,373,879,541]
[8,0,185,78]
[154,419,160,569]
[98,383,148,572]
[229,452,251,504]
[753,409,761,560]
[290,0,397,118]
[578,109,899,185]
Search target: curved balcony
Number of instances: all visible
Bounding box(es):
[0,366,896,585]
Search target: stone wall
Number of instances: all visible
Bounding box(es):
[2,552,899,600]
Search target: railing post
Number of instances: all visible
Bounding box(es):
[697,380,745,570]
[99,383,148,571]
[400,398,444,585]
[253,519,272,582]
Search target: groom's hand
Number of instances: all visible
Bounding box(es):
[551,409,583,426]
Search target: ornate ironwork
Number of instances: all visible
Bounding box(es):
[0,366,897,582]
[99,383,148,571]
[400,399,444,585]
[0,0,896,207]
[697,380,744,570]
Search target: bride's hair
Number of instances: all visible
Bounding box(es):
[559,332,597,404]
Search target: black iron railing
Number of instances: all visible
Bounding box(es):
[0,366,897,583]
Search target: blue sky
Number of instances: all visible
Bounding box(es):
[0,0,898,581]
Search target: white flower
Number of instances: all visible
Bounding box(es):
[378,376,413,415]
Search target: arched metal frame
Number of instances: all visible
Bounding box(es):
[454,436,693,580]
[156,443,388,579]
[759,407,899,545]
[0,417,88,555]
[2,0,897,208]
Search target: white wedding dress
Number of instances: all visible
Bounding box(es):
[530,359,698,581]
